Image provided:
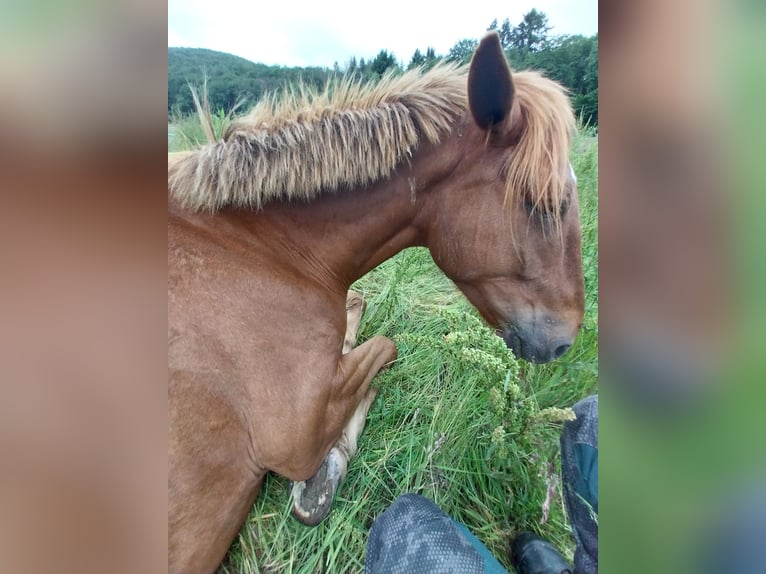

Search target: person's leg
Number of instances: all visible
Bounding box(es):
[512,394,598,574]
[560,394,598,574]
[365,493,507,574]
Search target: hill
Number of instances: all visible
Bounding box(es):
[168,47,331,116]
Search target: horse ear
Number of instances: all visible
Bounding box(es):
[468,32,514,130]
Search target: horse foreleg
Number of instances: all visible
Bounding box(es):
[290,387,379,525]
[343,289,366,354]
[291,303,396,526]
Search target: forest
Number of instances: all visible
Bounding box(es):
[168,9,598,126]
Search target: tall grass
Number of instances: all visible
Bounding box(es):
[170,119,598,573]
[169,105,235,151]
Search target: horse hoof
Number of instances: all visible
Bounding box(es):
[290,447,347,526]
[346,290,366,312]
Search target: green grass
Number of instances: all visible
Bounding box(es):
[202,127,598,574]
[169,106,235,151]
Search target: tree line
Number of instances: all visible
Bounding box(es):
[169,10,597,126]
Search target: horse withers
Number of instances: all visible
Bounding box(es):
[168,33,583,573]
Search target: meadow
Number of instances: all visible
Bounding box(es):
[171,117,598,574]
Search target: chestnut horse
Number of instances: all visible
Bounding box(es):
[168,33,583,573]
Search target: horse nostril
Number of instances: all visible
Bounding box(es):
[552,343,571,359]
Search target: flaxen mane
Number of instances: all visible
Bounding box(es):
[168,63,574,220]
[504,71,576,220]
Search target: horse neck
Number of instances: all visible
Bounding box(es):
[240,135,463,291]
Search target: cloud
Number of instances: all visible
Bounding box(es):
[169,0,597,67]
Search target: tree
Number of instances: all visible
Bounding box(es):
[488,17,513,50]
[528,35,593,91]
[446,39,478,64]
[370,50,399,76]
[510,8,552,54]
[517,33,599,126]
[347,56,358,74]
[577,35,599,125]
[422,47,441,71]
[408,48,425,70]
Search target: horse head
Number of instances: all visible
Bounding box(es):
[424,33,585,363]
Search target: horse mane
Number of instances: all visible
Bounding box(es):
[168,64,574,219]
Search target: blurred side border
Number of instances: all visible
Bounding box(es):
[0,1,764,573]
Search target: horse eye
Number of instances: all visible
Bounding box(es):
[523,195,569,221]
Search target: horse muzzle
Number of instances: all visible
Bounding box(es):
[500,318,578,364]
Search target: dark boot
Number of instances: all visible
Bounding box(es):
[511,532,574,574]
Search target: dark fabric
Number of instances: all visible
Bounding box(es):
[452,521,508,574]
[365,493,508,574]
[573,443,598,514]
[561,395,599,574]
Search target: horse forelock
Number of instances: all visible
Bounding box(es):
[503,72,576,229]
[168,64,468,212]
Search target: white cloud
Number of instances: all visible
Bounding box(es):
[169,0,597,67]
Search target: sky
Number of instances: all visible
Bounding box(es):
[168,0,597,68]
